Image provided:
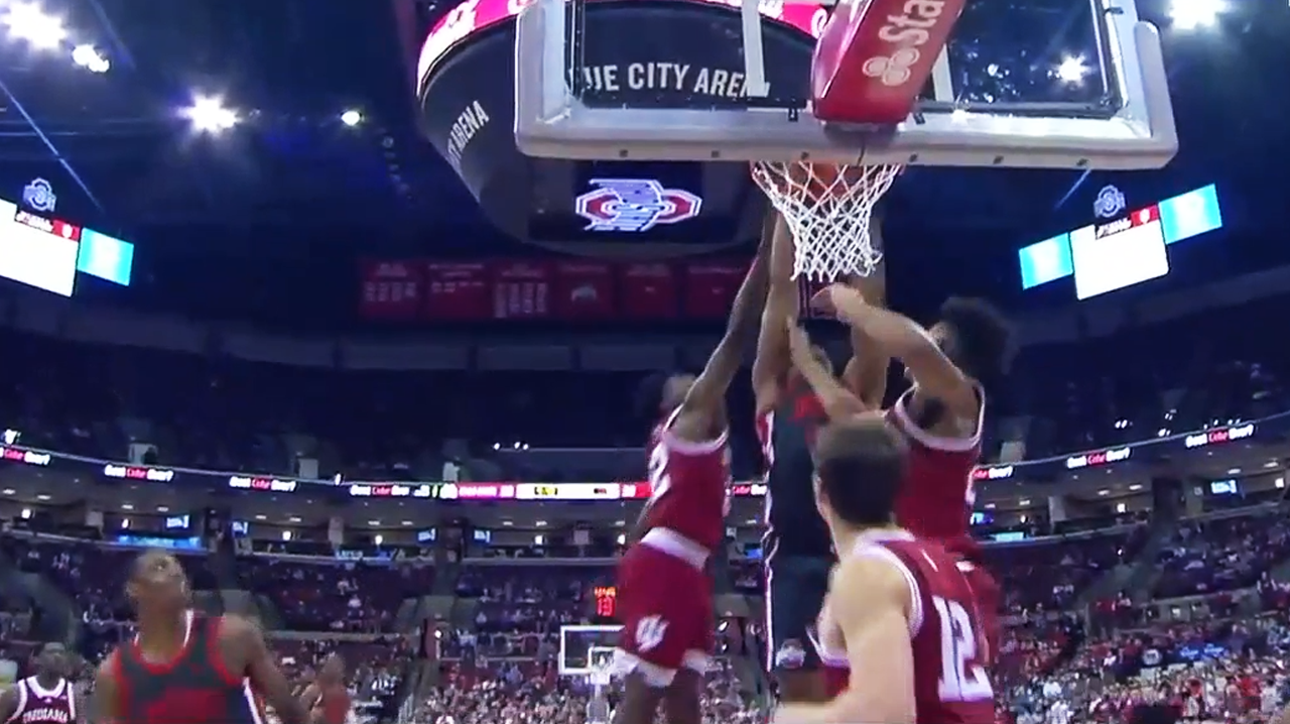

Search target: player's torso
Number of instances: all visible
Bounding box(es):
[641,410,731,550]
[879,536,995,724]
[819,532,995,724]
[885,389,982,549]
[757,385,833,556]
[114,612,262,724]
[7,678,75,724]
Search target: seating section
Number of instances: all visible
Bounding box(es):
[2,284,1290,722]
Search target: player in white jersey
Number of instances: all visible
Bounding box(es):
[0,643,77,724]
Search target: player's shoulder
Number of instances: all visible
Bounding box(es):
[95,649,123,682]
[835,542,914,602]
[214,612,264,646]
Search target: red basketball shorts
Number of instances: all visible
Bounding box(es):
[613,541,713,684]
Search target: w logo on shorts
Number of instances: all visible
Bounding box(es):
[634,615,669,652]
[861,48,921,86]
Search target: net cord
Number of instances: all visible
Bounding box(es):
[751,161,902,282]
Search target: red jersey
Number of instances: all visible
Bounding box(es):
[5,677,76,724]
[817,529,995,724]
[886,387,984,555]
[110,611,264,724]
[314,685,351,724]
[642,407,730,550]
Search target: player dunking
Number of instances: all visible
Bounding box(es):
[751,211,888,702]
[772,416,995,724]
[612,235,770,724]
[791,287,1012,673]
[0,642,76,724]
[90,549,310,724]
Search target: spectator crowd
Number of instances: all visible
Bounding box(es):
[0,283,1289,724]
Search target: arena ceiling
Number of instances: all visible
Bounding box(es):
[0,0,1284,254]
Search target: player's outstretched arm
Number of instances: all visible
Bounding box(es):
[839,217,890,409]
[784,319,866,420]
[752,210,797,415]
[773,555,917,724]
[816,284,977,419]
[227,615,311,724]
[672,233,771,440]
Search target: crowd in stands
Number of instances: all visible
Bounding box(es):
[0,286,1289,723]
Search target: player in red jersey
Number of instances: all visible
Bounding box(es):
[0,642,77,724]
[301,654,350,724]
[613,237,770,724]
[787,289,1011,677]
[90,549,310,724]
[751,212,888,703]
[773,417,994,724]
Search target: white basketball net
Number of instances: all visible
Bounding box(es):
[751,161,903,281]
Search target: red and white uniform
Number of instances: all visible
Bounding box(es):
[813,530,995,724]
[613,408,729,685]
[885,387,1000,663]
[5,677,77,724]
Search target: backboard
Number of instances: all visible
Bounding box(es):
[514,0,1178,169]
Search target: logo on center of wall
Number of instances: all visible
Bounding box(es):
[575,178,703,233]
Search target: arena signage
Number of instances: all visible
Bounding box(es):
[416,0,814,239]
[575,178,703,232]
[0,414,1280,500]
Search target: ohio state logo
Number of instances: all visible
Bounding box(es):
[575,178,702,233]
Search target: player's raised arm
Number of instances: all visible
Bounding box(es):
[784,319,866,420]
[839,216,890,409]
[671,233,771,439]
[752,210,797,414]
[815,285,978,419]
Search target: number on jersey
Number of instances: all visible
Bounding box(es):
[647,444,671,505]
[932,596,993,702]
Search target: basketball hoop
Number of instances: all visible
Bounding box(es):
[751,160,903,281]
[588,658,613,687]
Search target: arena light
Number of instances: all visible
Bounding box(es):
[182,95,239,133]
[71,44,109,73]
[1055,55,1090,84]
[1169,0,1226,30]
[3,3,67,50]
[340,109,363,127]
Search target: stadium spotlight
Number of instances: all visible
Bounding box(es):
[182,95,239,133]
[1055,55,1089,84]
[72,44,109,73]
[340,109,363,127]
[1169,0,1225,30]
[3,3,68,50]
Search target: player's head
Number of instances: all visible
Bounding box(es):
[32,641,68,678]
[922,296,1012,385]
[319,653,344,682]
[126,549,190,612]
[812,414,908,532]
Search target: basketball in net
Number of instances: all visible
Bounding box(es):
[751,160,903,281]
